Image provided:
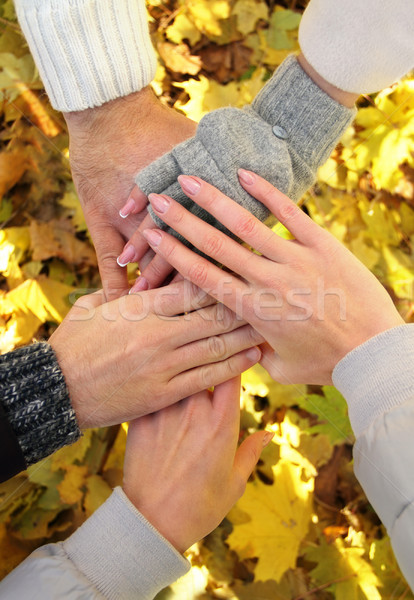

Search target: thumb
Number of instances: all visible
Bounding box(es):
[232,430,274,489]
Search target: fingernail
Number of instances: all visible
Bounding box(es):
[119,197,136,218]
[149,193,170,214]
[129,276,149,294]
[245,346,261,362]
[178,175,201,196]
[143,229,162,247]
[117,244,137,267]
[238,169,255,185]
[262,430,274,447]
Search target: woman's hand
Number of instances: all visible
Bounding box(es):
[123,376,273,553]
[49,280,262,428]
[133,171,404,385]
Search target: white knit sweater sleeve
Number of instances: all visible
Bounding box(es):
[14,0,157,112]
[299,0,414,94]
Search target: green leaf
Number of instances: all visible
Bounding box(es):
[298,386,354,446]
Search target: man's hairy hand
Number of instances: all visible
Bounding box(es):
[64,87,196,300]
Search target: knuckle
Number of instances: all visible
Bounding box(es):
[202,234,224,257]
[187,281,208,308]
[278,201,299,223]
[234,214,257,238]
[247,325,263,345]
[188,261,209,287]
[147,259,166,279]
[207,335,227,360]
[199,364,214,388]
[213,304,235,331]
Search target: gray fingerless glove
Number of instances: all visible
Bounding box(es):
[0,342,81,466]
[136,55,355,240]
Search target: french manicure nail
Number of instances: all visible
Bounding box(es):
[149,193,170,214]
[178,175,201,196]
[119,197,136,218]
[262,430,274,447]
[117,245,136,267]
[129,276,149,294]
[238,168,255,185]
[142,229,162,247]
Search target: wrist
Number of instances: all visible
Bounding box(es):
[63,87,156,131]
[297,53,359,108]
[122,483,189,554]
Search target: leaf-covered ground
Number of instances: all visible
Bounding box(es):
[1,0,414,598]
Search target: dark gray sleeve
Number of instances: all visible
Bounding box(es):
[0,342,81,471]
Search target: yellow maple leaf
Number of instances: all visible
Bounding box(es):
[84,475,112,518]
[57,464,88,505]
[175,67,267,122]
[232,0,268,36]
[186,0,231,38]
[305,537,382,600]
[227,458,314,581]
[0,226,30,288]
[166,12,202,46]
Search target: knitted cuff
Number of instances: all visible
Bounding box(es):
[138,55,354,239]
[251,55,355,174]
[332,324,414,438]
[299,0,414,94]
[14,0,157,112]
[64,488,190,599]
[0,343,81,466]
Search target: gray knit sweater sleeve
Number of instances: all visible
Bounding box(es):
[0,342,81,468]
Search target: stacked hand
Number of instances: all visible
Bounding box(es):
[123,376,273,553]
[64,87,196,300]
[134,171,403,384]
[49,280,262,429]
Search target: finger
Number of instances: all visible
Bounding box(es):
[177,325,265,371]
[170,346,261,399]
[232,430,274,493]
[90,222,130,300]
[137,248,155,272]
[177,175,284,261]
[138,280,214,317]
[69,289,106,318]
[211,374,242,429]
[172,303,247,346]
[238,170,321,246]
[141,228,248,314]
[119,185,148,218]
[259,343,292,385]
[135,254,174,290]
[118,212,155,267]
[148,193,262,279]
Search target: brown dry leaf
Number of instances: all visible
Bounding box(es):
[314,444,346,507]
[0,152,28,198]
[29,219,97,266]
[57,465,89,506]
[199,41,253,83]
[157,42,201,75]
[19,87,61,138]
